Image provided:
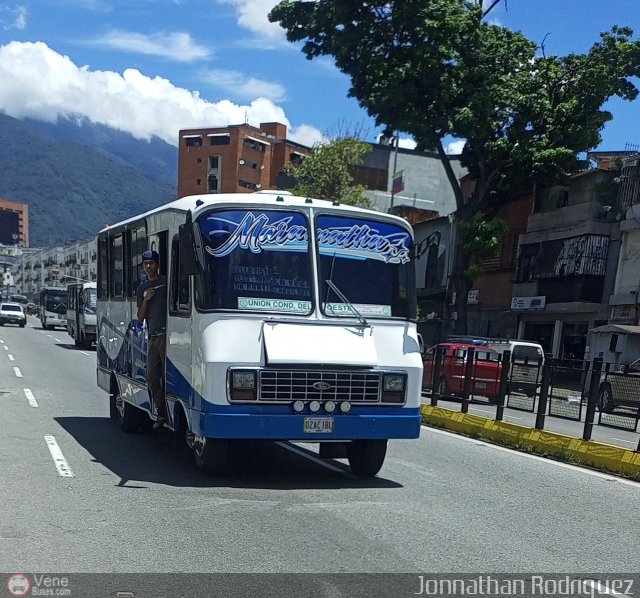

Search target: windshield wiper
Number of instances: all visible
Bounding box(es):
[325,279,369,328]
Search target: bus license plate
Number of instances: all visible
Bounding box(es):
[475,381,487,390]
[303,417,334,434]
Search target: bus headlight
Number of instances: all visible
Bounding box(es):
[230,370,257,401]
[382,374,406,404]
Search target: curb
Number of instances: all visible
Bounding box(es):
[420,404,640,478]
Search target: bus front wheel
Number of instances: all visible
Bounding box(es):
[117,396,142,433]
[193,436,229,475]
[347,439,388,478]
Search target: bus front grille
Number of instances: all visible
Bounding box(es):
[259,370,381,403]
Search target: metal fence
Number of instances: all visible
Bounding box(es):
[422,350,640,451]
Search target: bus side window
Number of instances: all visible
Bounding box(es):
[170,236,191,316]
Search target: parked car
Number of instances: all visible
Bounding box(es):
[598,358,640,413]
[448,336,544,396]
[0,302,27,327]
[423,342,503,403]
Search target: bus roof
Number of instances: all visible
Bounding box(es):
[99,191,413,234]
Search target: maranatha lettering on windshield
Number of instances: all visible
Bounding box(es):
[205,211,411,264]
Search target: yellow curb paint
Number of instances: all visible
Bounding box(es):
[421,403,640,478]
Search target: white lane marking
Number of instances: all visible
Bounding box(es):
[46,334,53,338]
[609,437,637,446]
[81,351,91,356]
[276,441,353,475]
[44,435,74,478]
[0,339,4,344]
[13,367,22,378]
[423,425,640,489]
[54,338,62,342]
[469,407,495,416]
[583,579,632,598]
[3,345,8,350]
[24,388,38,407]
[8,354,14,361]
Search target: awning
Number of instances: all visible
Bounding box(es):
[245,135,270,146]
[590,324,640,335]
[206,133,230,137]
[182,134,203,139]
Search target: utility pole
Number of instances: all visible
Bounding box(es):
[389,133,400,214]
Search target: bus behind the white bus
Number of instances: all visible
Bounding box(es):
[66,282,97,348]
[39,287,67,330]
[96,191,423,477]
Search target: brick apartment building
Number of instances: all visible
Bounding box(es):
[177,121,311,198]
[0,198,29,247]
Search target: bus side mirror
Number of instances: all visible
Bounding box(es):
[179,224,198,275]
[179,211,203,275]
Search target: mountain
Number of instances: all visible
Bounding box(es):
[25,116,178,184]
[0,113,177,246]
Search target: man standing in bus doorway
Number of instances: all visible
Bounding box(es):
[137,250,168,431]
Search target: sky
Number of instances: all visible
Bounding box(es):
[0,1,639,154]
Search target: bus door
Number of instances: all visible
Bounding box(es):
[167,233,192,418]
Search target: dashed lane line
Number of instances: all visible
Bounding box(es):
[44,434,74,478]
[13,366,22,378]
[54,338,63,343]
[8,354,14,361]
[24,388,38,407]
[3,345,8,350]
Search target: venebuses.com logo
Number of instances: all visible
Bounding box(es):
[7,574,30,597]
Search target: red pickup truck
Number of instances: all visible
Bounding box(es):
[422,342,503,403]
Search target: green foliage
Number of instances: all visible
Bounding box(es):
[270,0,640,331]
[459,217,508,258]
[282,137,372,207]
[270,3,640,212]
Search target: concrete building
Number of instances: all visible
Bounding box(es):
[0,197,29,247]
[177,122,311,198]
[360,142,464,217]
[466,193,534,340]
[511,166,621,358]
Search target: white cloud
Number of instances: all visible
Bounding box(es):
[216,0,286,45]
[446,139,466,154]
[202,68,285,102]
[398,137,417,150]
[375,133,417,150]
[92,30,212,62]
[288,124,325,147]
[0,4,26,30]
[0,41,322,147]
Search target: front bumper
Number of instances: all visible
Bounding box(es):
[0,316,26,325]
[195,408,422,440]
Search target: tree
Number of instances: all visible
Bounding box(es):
[270,0,640,332]
[281,137,372,207]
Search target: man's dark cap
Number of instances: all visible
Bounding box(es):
[142,250,160,262]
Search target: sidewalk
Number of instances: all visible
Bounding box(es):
[420,393,640,478]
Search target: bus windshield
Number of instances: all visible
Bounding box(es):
[316,214,413,319]
[42,290,67,314]
[194,209,313,314]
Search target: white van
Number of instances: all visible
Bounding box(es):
[486,339,544,364]
[488,339,544,396]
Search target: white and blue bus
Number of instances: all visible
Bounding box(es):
[96,191,423,476]
[39,287,68,330]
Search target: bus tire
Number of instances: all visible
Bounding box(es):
[347,439,388,478]
[193,437,229,475]
[118,397,142,433]
[109,394,119,419]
